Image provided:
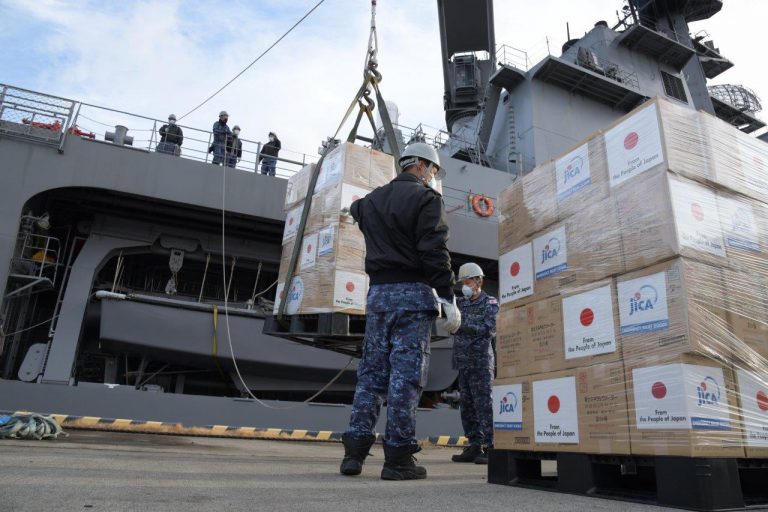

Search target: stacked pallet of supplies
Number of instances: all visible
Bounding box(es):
[494,97,768,458]
[274,142,395,316]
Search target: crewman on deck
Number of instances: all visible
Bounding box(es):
[226,125,243,168]
[339,142,461,481]
[210,111,231,165]
[157,114,183,156]
[450,262,498,465]
[259,131,281,176]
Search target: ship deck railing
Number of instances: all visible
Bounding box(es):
[0,82,318,180]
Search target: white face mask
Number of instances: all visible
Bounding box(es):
[169,119,176,125]
[233,129,240,135]
[269,136,275,141]
[461,284,474,298]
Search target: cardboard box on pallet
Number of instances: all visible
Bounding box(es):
[275,220,368,315]
[282,181,374,244]
[723,269,768,362]
[615,171,728,272]
[718,191,768,273]
[604,97,712,191]
[283,143,395,211]
[554,135,609,219]
[498,161,557,250]
[733,366,768,458]
[498,196,623,307]
[495,305,530,379]
[624,353,745,458]
[530,361,631,455]
[493,377,534,451]
[616,257,730,362]
[703,113,768,204]
[505,280,621,376]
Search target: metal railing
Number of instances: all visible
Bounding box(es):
[0,82,318,180]
[0,84,76,147]
[496,44,532,71]
[72,102,318,179]
[10,232,61,289]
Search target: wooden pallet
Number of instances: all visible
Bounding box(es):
[488,449,768,511]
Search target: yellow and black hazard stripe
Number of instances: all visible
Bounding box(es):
[1,410,468,446]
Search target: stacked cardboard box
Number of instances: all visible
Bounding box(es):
[274,143,395,315]
[495,97,768,458]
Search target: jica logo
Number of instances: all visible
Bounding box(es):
[498,392,518,415]
[697,376,721,406]
[563,156,584,185]
[541,238,561,264]
[629,285,658,316]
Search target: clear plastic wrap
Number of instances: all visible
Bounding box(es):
[494,96,768,458]
[276,144,394,315]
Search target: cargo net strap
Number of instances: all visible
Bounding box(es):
[493,97,768,457]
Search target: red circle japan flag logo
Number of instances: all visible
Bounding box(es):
[624,132,639,150]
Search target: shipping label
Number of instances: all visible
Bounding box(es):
[341,184,371,211]
[633,364,690,429]
[633,364,731,431]
[316,145,344,191]
[606,104,664,188]
[617,271,669,335]
[738,137,768,196]
[499,244,534,305]
[533,226,568,280]
[669,177,726,257]
[273,277,304,316]
[718,195,760,252]
[736,369,768,446]
[334,271,366,310]
[493,383,524,431]
[318,225,336,257]
[300,233,318,270]
[562,285,617,359]
[282,204,304,243]
[556,143,592,200]
[533,376,579,444]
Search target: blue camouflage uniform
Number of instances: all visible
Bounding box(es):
[453,291,498,447]
[347,283,438,447]
[211,121,231,165]
[345,171,454,451]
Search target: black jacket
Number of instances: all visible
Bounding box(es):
[351,172,455,299]
[159,124,183,146]
[226,135,242,158]
[260,137,281,160]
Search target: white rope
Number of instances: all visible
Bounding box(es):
[220,161,353,410]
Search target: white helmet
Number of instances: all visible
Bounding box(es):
[399,142,444,178]
[458,262,484,280]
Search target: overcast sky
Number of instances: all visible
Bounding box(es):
[1,0,765,157]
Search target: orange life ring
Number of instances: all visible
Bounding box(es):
[471,194,494,217]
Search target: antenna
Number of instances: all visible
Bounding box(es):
[567,22,571,41]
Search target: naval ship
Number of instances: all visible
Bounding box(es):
[0,0,764,434]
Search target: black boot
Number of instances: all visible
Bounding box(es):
[340,433,375,476]
[381,444,427,480]
[473,446,489,465]
[451,444,482,463]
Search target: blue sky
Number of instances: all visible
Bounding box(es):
[1,0,765,156]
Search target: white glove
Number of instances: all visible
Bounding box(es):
[436,296,461,334]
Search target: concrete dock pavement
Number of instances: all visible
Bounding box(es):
[0,431,675,512]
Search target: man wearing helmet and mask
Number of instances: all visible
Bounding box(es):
[210,111,231,166]
[450,262,498,465]
[339,142,461,481]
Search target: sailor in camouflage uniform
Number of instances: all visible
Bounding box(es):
[451,262,498,465]
[340,143,461,481]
